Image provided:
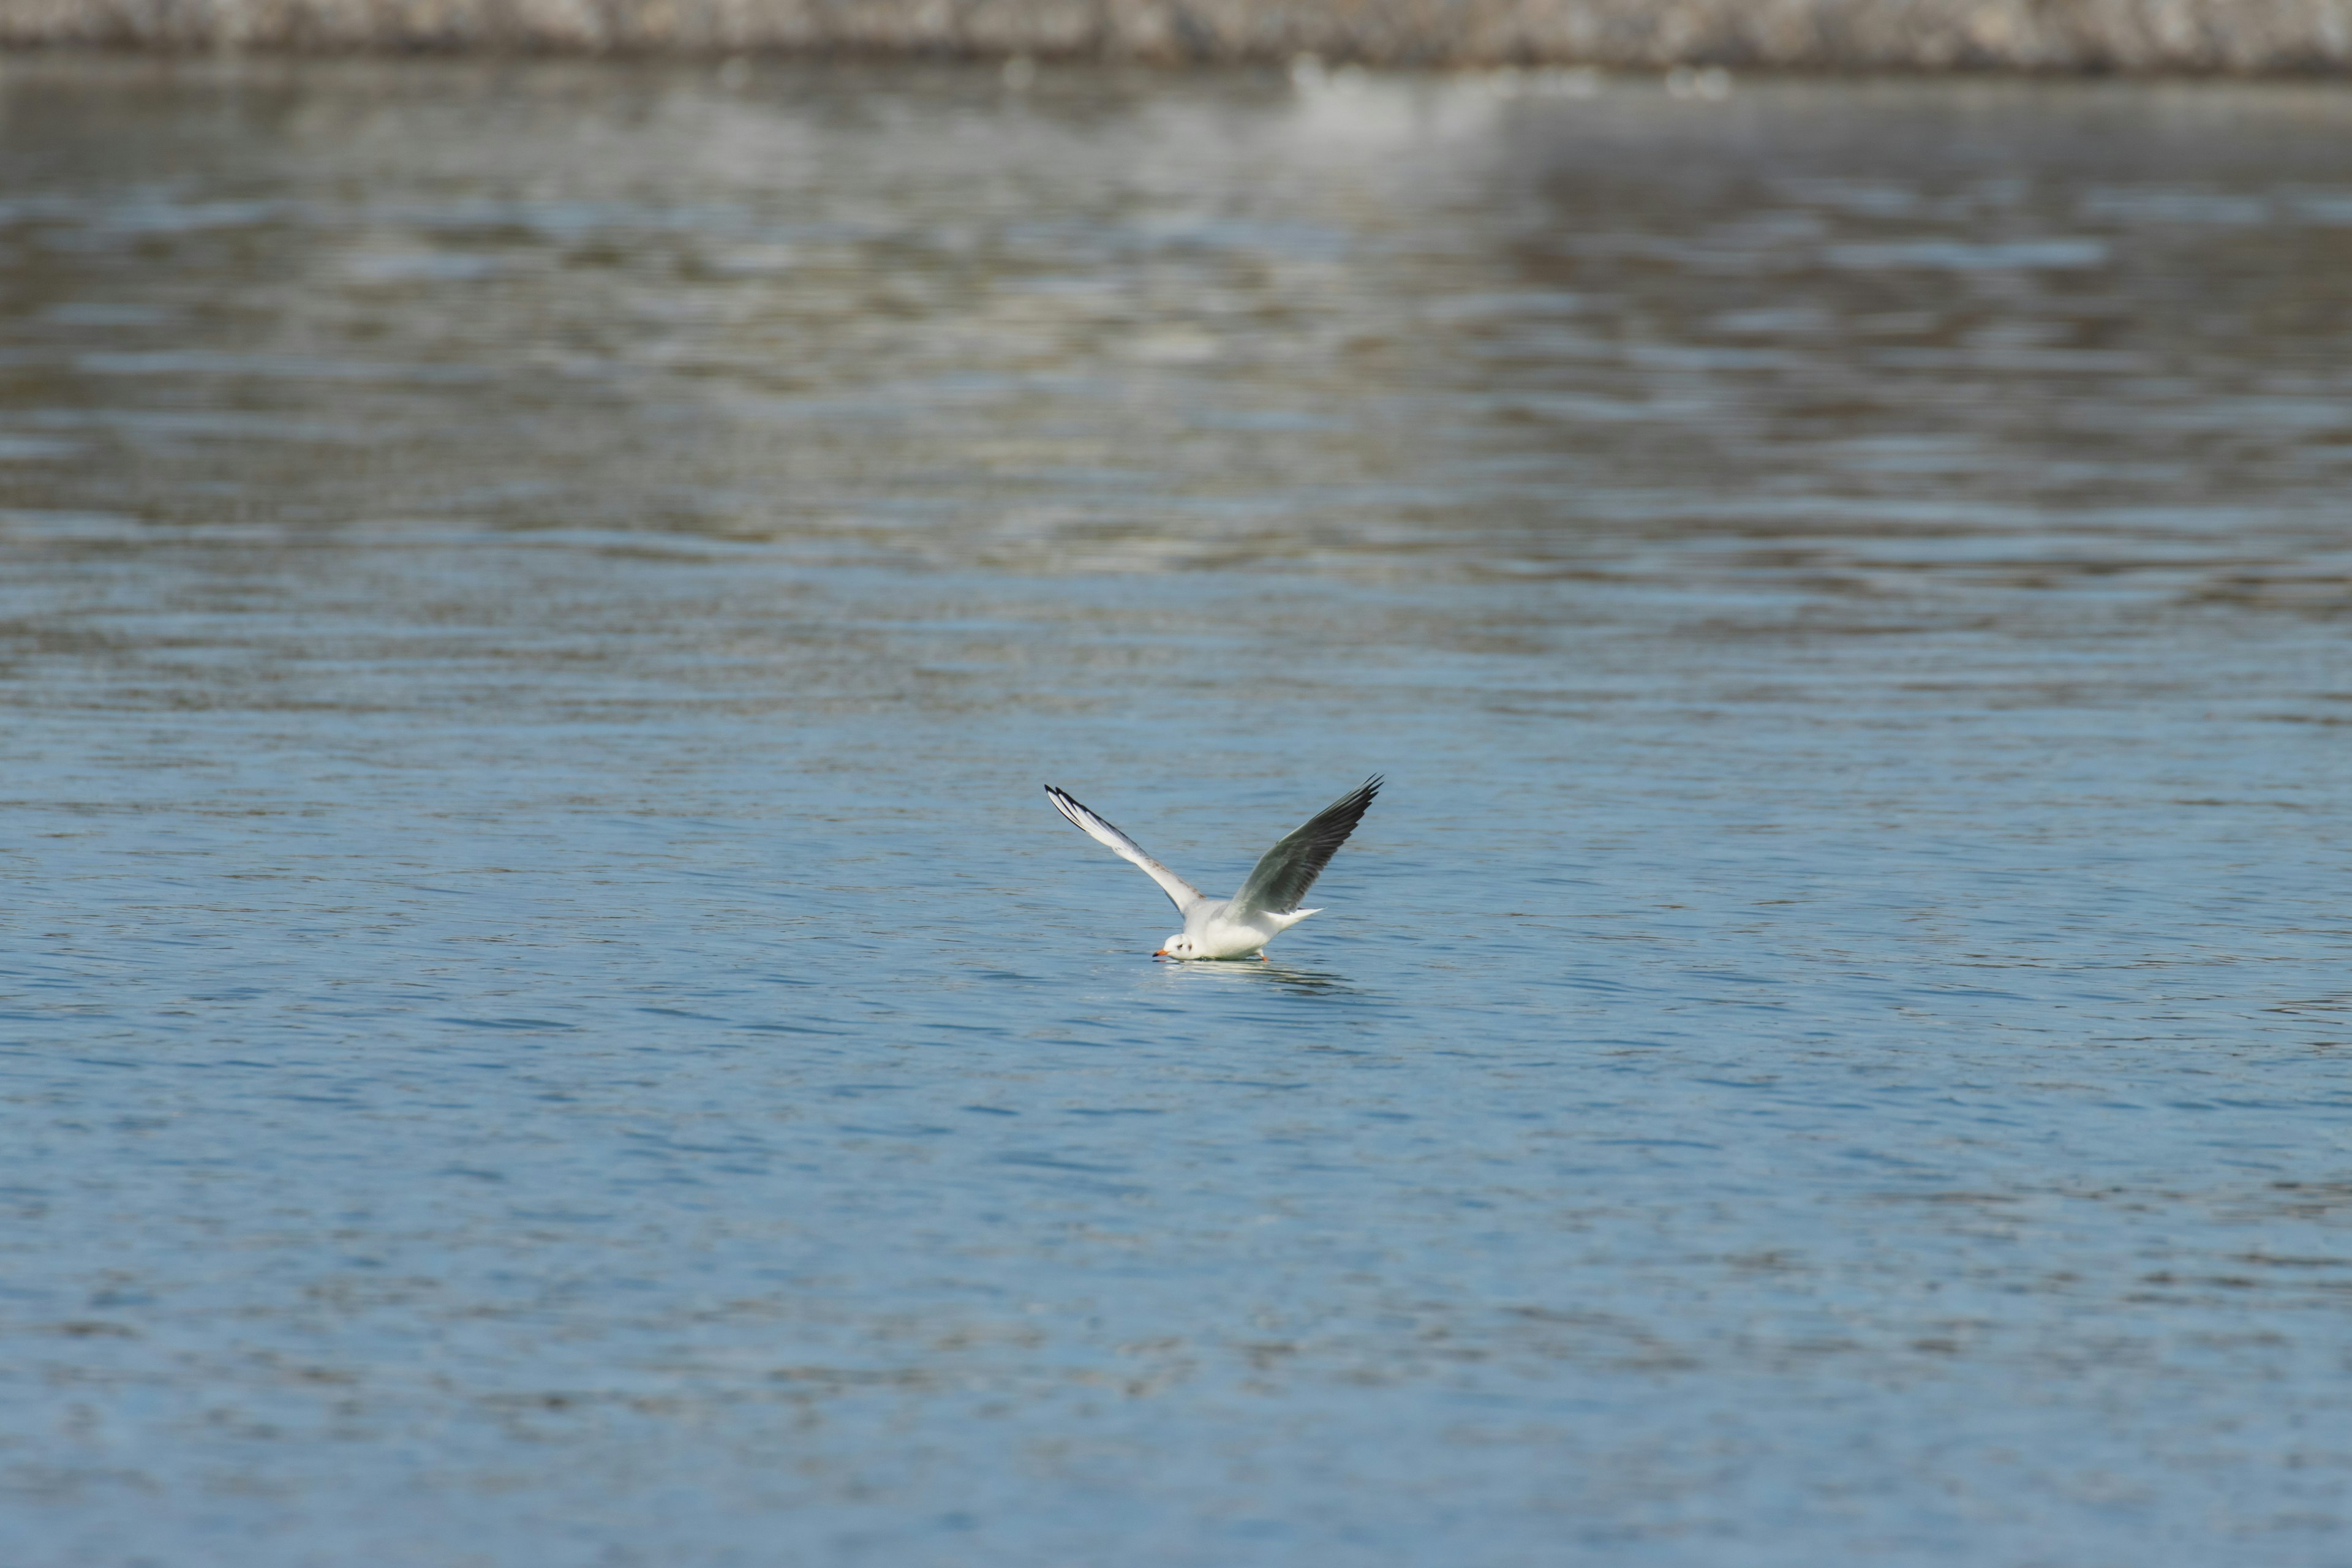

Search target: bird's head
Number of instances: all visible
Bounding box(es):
[1155,935,1195,959]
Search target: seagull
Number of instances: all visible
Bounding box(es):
[1044,777,1382,959]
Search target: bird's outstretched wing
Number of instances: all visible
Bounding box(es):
[1231,776,1382,918]
[1044,786,1205,914]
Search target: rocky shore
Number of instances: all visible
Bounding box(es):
[3,0,2348,73]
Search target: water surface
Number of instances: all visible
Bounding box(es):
[4,58,2351,1566]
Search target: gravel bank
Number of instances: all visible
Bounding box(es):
[4,0,2349,74]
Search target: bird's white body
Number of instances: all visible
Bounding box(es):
[1169,900,1321,960]
[1044,778,1381,960]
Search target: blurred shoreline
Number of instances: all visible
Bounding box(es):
[4,0,2350,75]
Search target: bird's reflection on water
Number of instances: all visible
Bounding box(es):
[1153,956,1361,997]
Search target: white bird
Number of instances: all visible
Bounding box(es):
[1044,777,1382,959]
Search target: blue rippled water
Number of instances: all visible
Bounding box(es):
[3,58,2350,1566]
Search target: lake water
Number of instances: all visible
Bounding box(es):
[4,56,2350,1566]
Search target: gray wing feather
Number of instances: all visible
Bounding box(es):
[1231,776,1382,918]
[1044,786,1205,915]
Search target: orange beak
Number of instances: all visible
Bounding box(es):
[1153,948,1170,957]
